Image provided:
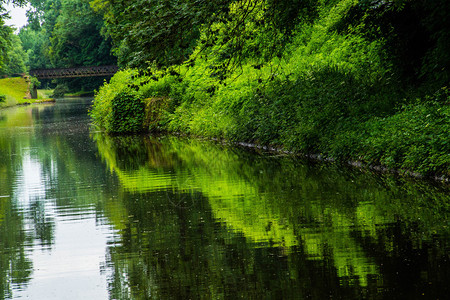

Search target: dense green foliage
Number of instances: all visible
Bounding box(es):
[17,26,48,70]
[109,90,145,133]
[47,0,115,67]
[90,0,233,68]
[0,33,28,75]
[0,1,28,76]
[90,0,317,70]
[90,0,450,178]
[360,88,450,174]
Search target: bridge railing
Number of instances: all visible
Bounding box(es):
[30,65,119,79]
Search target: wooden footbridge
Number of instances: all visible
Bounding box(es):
[29,65,119,79]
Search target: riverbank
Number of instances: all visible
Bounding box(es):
[0,77,31,107]
[90,74,450,182]
[89,73,449,182]
[0,77,54,108]
[89,0,450,180]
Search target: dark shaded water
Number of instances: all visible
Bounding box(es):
[0,99,448,299]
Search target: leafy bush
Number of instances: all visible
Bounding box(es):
[51,83,69,98]
[30,77,41,90]
[143,97,171,132]
[90,69,139,131]
[90,69,173,133]
[110,90,145,133]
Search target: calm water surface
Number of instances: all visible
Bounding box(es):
[0,99,448,299]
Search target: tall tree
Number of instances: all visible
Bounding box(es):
[18,25,49,69]
[0,33,28,75]
[18,0,62,69]
[0,1,27,71]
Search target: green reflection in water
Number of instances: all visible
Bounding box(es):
[0,106,52,298]
[2,101,448,299]
[0,107,37,299]
[0,102,116,299]
[95,134,298,249]
[0,196,33,299]
[94,133,449,298]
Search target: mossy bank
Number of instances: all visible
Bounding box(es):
[90,0,450,179]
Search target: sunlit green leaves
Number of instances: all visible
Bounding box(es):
[0,34,28,75]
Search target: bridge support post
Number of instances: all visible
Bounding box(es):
[23,75,38,99]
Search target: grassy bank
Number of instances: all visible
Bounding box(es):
[0,77,30,107]
[0,77,55,108]
[90,0,450,179]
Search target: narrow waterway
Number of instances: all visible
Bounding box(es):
[0,99,448,299]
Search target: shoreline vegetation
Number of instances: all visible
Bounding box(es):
[89,0,450,181]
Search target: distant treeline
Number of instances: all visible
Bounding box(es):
[0,0,116,92]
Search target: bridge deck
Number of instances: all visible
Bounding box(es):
[30,65,119,79]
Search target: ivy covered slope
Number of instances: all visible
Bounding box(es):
[90,0,450,178]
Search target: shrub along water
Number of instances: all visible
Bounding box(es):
[90,0,450,178]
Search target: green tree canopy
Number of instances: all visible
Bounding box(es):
[90,0,318,70]
[90,0,235,68]
[48,0,115,68]
[0,33,28,74]
[0,0,28,76]
[18,25,50,69]
[20,0,115,69]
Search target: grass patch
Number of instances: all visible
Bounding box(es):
[0,78,56,108]
[0,77,30,107]
[37,89,55,100]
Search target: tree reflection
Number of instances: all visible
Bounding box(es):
[0,109,33,298]
[28,199,54,247]
[0,196,33,299]
[0,191,32,298]
[94,134,450,299]
[0,101,115,298]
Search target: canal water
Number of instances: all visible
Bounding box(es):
[0,99,448,299]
